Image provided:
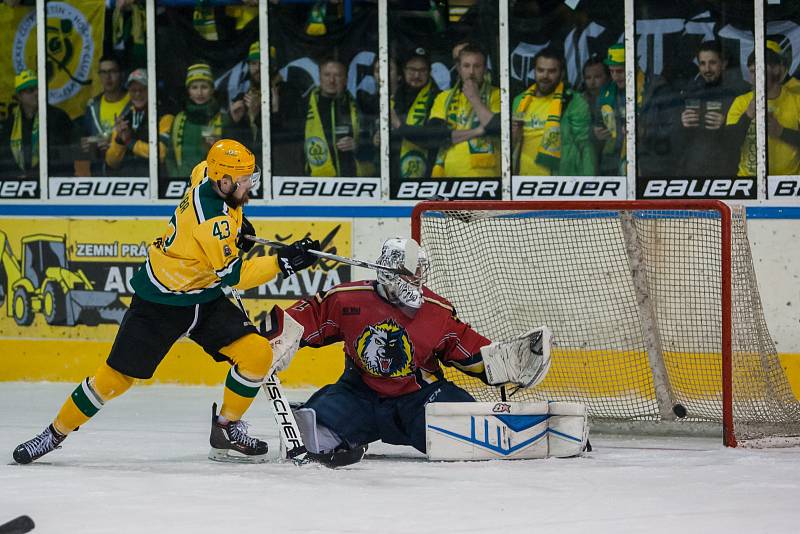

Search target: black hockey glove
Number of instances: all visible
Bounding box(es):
[237,216,256,252]
[277,238,320,277]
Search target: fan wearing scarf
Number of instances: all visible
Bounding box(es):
[426,44,501,178]
[304,58,369,177]
[0,70,74,179]
[106,69,170,176]
[593,44,628,176]
[163,63,226,179]
[389,47,439,179]
[511,47,594,176]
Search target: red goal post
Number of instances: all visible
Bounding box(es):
[412,200,800,448]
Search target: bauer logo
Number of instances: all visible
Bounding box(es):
[638,177,756,199]
[767,176,800,198]
[392,179,501,200]
[0,179,38,199]
[50,177,149,200]
[274,176,380,201]
[513,176,625,199]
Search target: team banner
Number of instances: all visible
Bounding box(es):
[0,1,105,120]
[0,5,36,121]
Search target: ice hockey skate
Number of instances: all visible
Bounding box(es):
[208,403,268,463]
[13,424,67,465]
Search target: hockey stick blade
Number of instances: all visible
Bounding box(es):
[0,515,35,534]
[261,373,311,465]
[243,235,413,276]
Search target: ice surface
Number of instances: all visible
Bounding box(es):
[1,383,798,534]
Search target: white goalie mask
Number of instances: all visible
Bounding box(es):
[375,238,430,309]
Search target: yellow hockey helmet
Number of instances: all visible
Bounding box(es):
[206,139,257,182]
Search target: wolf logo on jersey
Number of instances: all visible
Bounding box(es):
[355,320,414,377]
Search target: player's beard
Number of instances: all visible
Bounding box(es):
[223,188,250,209]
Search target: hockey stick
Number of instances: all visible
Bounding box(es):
[229,288,310,464]
[0,515,35,534]
[243,235,413,276]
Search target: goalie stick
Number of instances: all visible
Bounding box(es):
[229,288,310,464]
[243,235,414,276]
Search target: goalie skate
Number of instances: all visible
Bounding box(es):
[208,403,269,463]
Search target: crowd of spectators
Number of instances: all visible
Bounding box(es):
[2,0,800,182]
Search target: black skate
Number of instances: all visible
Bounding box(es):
[13,424,66,464]
[208,403,268,463]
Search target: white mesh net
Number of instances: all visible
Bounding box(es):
[416,203,800,446]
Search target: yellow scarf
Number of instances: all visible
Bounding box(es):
[513,81,564,172]
[398,81,435,178]
[431,81,496,177]
[192,5,218,41]
[304,88,364,177]
[10,106,38,172]
[112,2,145,49]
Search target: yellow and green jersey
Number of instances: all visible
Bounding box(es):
[727,87,800,176]
[131,162,280,305]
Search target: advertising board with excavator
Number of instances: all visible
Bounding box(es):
[0,218,352,384]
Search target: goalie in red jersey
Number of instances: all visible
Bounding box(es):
[263,237,552,466]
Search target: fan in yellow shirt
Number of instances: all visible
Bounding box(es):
[727,42,800,176]
[13,140,321,466]
[427,44,501,178]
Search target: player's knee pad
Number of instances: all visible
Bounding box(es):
[220,333,272,380]
[91,363,135,402]
[294,407,366,467]
[294,407,343,454]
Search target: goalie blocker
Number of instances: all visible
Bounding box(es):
[426,401,588,460]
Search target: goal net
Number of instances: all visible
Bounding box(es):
[412,200,800,447]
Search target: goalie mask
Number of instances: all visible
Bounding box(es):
[375,238,429,309]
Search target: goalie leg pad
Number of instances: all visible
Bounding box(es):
[425,401,589,460]
[294,408,343,454]
[295,407,366,467]
[426,402,551,460]
[548,402,589,458]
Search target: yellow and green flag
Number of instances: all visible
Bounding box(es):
[0,0,105,121]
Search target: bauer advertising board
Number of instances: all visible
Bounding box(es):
[0,217,351,384]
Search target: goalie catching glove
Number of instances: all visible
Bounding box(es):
[277,238,320,277]
[260,305,304,373]
[481,326,553,388]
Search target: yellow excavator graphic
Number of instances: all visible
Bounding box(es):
[0,231,127,327]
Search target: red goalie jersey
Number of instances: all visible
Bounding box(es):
[285,281,492,398]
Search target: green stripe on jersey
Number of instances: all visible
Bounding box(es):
[130,265,224,306]
[196,179,225,222]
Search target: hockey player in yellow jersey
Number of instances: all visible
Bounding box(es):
[13,139,320,464]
